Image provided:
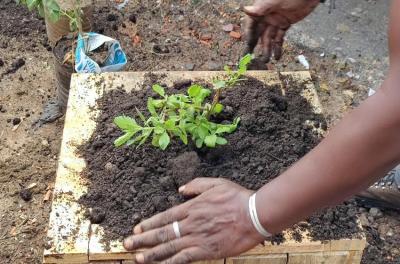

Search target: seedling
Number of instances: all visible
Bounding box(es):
[114,54,253,150]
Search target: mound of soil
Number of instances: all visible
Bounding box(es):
[79,74,362,243]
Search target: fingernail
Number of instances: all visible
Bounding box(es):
[136,253,144,264]
[133,225,142,234]
[179,185,186,193]
[123,237,132,250]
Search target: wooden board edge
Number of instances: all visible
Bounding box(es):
[44,74,110,264]
[226,254,288,264]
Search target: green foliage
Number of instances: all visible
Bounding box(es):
[114,55,253,150]
[212,53,254,91]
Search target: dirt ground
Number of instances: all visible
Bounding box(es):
[0,0,399,264]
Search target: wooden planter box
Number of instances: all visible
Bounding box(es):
[43,71,366,264]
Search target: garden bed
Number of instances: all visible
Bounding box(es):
[44,71,366,264]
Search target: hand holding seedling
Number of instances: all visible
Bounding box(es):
[114,54,253,150]
[123,178,264,264]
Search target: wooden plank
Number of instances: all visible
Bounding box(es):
[48,71,365,263]
[346,250,363,264]
[89,225,135,261]
[90,262,122,264]
[288,251,351,264]
[43,74,106,263]
[329,237,366,252]
[226,254,287,264]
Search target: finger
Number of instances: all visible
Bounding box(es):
[243,16,264,55]
[124,224,174,250]
[135,237,193,264]
[243,5,273,17]
[273,29,286,60]
[160,247,207,264]
[125,219,189,250]
[134,202,191,234]
[261,26,278,63]
[179,177,229,196]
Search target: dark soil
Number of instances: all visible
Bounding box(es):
[0,0,46,40]
[79,74,362,244]
[53,36,74,62]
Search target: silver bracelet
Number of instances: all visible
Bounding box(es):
[249,193,272,238]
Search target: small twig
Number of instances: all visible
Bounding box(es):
[265,152,284,162]
[278,71,287,96]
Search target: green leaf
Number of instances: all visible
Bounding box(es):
[179,130,188,145]
[45,0,61,22]
[239,54,253,72]
[147,98,158,116]
[215,118,240,134]
[152,84,165,97]
[154,125,165,135]
[165,119,176,130]
[159,132,170,150]
[213,80,226,90]
[186,123,197,134]
[114,116,140,131]
[198,125,209,140]
[152,134,160,147]
[216,125,234,134]
[188,84,202,98]
[216,137,228,145]
[166,96,181,109]
[138,129,152,146]
[204,134,217,148]
[27,0,39,10]
[195,138,204,148]
[213,103,224,114]
[114,132,135,147]
[37,2,45,17]
[198,88,212,102]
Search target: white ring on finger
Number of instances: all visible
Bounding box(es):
[172,221,181,239]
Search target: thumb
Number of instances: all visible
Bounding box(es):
[243,4,273,17]
[179,178,228,196]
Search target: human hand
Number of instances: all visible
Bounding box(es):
[123,178,264,264]
[244,0,320,62]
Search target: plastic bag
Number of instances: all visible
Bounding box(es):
[75,32,127,73]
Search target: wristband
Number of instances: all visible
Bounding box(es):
[249,193,272,238]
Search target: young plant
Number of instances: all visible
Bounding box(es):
[208,54,254,117]
[114,55,253,150]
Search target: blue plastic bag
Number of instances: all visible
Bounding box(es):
[75,32,127,73]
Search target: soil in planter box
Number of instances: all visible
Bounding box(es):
[79,74,362,243]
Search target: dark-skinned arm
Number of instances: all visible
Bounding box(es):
[122,3,400,264]
[257,1,400,233]
[258,67,400,233]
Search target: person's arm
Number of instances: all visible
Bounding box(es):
[122,2,400,264]
[258,0,400,233]
[257,68,400,233]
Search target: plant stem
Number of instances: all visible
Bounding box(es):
[207,89,221,119]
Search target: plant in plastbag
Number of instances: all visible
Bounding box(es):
[16,0,83,32]
[113,54,253,150]
[17,0,84,65]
